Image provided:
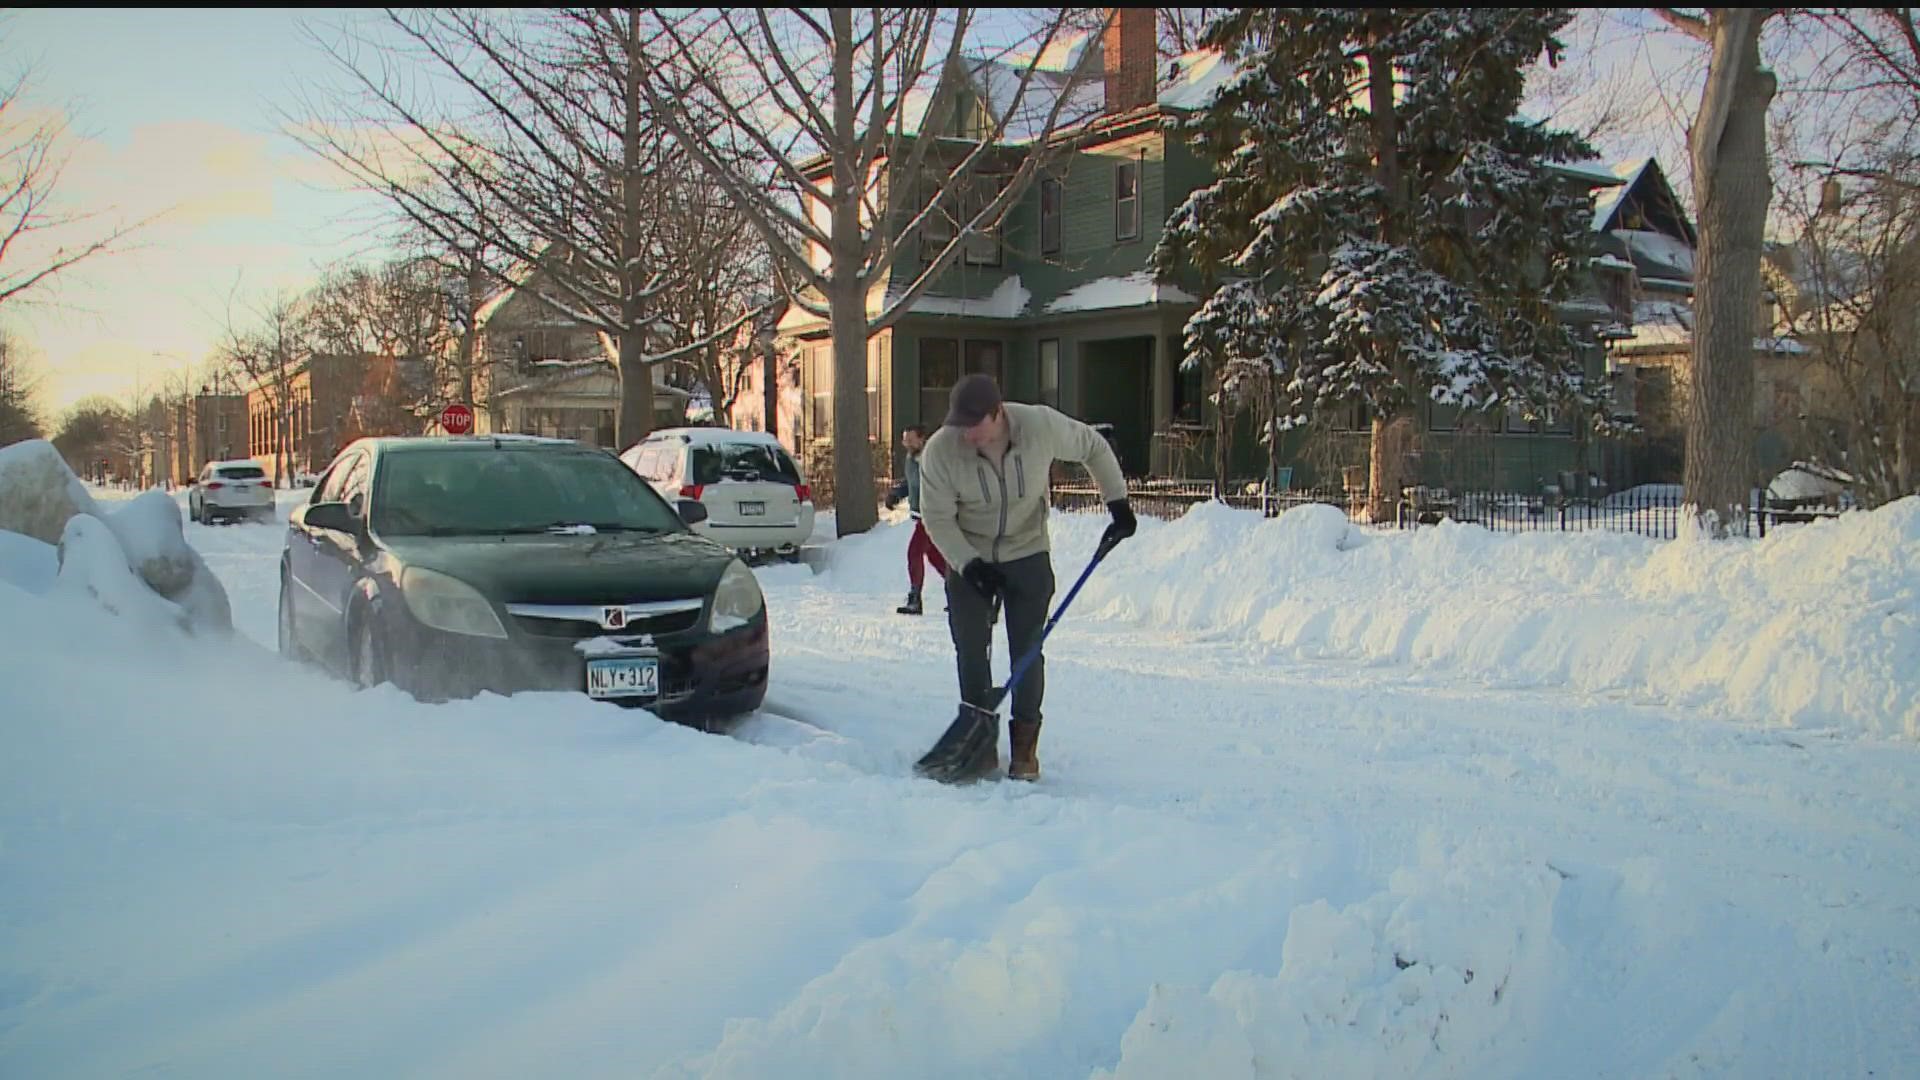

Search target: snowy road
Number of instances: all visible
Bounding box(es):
[5,489,1918,1078]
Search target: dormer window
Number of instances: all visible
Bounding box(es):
[1115,159,1140,242]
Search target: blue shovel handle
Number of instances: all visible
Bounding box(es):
[995,536,1118,705]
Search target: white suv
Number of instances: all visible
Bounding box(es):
[621,429,815,561]
[189,459,276,524]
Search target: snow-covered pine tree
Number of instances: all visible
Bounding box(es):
[1156,8,1607,520]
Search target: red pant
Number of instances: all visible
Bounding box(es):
[908,518,949,591]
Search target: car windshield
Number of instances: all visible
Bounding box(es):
[690,442,801,486]
[217,465,265,480]
[372,447,683,537]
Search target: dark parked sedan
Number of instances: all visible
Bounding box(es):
[276,436,769,723]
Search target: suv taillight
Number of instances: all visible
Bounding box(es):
[679,484,704,500]
[794,483,811,502]
[206,482,224,491]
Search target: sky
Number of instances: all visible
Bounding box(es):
[0,9,1793,421]
[0,9,399,413]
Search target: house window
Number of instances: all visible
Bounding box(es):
[920,181,955,262]
[808,345,832,436]
[1115,159,1140,242]
[1430,400,1461,432]
[1172,353,1205,426]
[1039,339,1060,408]
[1329,399,1369,432]
[964,339,1003,383]
[1040,178,1063,257]
[921,338,959,426]
[1504,400,1539,434]
[963,175,1007,267]
[867,335,886,437]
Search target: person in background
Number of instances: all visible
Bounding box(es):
[884,424,948,615]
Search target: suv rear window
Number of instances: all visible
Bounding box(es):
[690,443,802,486]
[218,465,266,480]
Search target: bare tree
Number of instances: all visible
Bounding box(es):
[289,9,762,448]
[0,325,44,445]
[216,287,311,488]
[0,67,148,309]
[649,165,776,427]
[304,258,450,440]
[1763,8,1920,505]
[1158,8,1229,59]
[52,396,133,481]
[1655,8,1783,534]
[637,9,1112,535]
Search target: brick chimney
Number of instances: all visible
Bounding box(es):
[1102,8,1156,114]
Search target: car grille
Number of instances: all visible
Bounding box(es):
[505,600,705,640]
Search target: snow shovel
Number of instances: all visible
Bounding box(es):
[914,535,1120,784]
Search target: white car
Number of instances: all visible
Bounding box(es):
[189,459,276,524]
[621,428,814,561]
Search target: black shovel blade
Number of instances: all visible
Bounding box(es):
[915,701,1001,783]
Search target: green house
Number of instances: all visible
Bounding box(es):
[777,11,1637,495]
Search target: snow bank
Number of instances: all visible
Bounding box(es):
[0,438,99,545]
[0,528,57,593]
[50,514,192,632]
[0,439,232,634]
[1056,499,1919,740]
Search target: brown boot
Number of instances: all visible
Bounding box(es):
[1008,720,1041,781]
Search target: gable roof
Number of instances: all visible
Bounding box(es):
[1591,156,1696,245]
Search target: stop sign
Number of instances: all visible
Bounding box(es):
[438,403,474,435]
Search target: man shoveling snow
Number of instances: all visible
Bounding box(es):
[915,374,1135,781]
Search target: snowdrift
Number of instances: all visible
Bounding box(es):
[823,498,1919,740]
[0,440,231,634]
[1072,499,1919,739]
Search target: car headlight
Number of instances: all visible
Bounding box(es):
[399,566,508,639]
[709,559,764,633]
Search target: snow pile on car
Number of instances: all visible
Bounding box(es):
[0,439,232,635]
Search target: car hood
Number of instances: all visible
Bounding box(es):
[380,530,736,605]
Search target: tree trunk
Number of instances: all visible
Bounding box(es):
[827,10,877,536]
[1686,11,1775,534]
[614,11,655,452]
[763,347,779,439]
[827,268,875,535]
[457,252,482,407]
[1364,17,1417,523]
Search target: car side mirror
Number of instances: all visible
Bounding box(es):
[304,501,360,535]
[676,499,709,526]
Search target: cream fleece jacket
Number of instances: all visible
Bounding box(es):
[918,402,1126,568]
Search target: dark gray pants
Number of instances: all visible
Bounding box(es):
[945,552,1056,726]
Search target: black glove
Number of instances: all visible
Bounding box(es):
[1100,498,1137,551]
[960,558,1006,600]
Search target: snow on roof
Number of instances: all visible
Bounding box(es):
[1591,157,1654,231]
[1768,462,1855,501]
[902,274,1032,319]
[1159,49,1237,112]
[1044,271,1197,315]
[966,61,1103,141]
[1617,229,1695,279]
[1549,158,1630,186]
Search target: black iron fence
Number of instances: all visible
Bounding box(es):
[1051,479,1848,540]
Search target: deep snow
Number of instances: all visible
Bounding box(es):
[3,487,1917,1078]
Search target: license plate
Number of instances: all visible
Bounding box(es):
[739,501,765,516]
[586,657,659,699]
